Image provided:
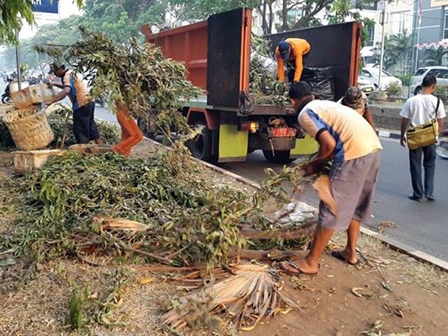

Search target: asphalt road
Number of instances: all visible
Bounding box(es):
[219,138,448,262]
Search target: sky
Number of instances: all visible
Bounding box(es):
[19,0,83,39]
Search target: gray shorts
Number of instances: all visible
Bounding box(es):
[318,151,381,230]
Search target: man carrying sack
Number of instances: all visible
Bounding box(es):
[400,74,446,201]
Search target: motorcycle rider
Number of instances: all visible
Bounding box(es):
[1,77,12,104]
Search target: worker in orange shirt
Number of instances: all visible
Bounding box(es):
[276,38,311,83]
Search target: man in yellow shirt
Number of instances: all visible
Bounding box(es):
[276,38,311,83]
[280,82,382,275]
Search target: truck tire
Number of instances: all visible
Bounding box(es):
[414,86,422,95]
[263,150,292,163]
[187,122,217,163]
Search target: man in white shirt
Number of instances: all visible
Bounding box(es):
[400,75,446,201]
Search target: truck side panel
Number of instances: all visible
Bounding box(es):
[142,21,208,90]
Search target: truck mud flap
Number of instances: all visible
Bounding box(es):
[218,124,248,162]
[290,135,318,158]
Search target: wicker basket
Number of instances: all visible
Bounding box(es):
[4,108,54,150]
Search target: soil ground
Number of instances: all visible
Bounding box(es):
[0,141,447,336]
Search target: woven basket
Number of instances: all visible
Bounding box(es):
[4,108,54,150]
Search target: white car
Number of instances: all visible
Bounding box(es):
[361,67,402,91]
[358,75,376,96]
[410,66,448,95]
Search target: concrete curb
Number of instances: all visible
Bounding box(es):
[360,227,448,271]
[378,130,400,139]
[144,137,448,272]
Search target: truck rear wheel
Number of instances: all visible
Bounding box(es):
[187,122,217,163]
[263,150,292,163]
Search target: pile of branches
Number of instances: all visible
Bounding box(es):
[0,104,120,150]
[3,147,305,270]
[249,36,290,107]
[35,27,202,138]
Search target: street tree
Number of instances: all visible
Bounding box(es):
[424,46,448,66]
[371,30,413,72]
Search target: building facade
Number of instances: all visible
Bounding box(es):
[415,0,448,68]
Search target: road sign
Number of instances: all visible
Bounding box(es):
[32,0,59,14]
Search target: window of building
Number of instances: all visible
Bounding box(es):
[390,11,408,35]
[365,25,375,46]
[353,0,377,10]
[444,9,448,39]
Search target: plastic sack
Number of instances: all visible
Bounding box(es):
[301,67,335,101]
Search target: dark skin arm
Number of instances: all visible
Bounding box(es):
[304,130,336,176]
[400,117,410,147]
[363,107,376,133]
[49,82,65,89]
[46,86,70,106]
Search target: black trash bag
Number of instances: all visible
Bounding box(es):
[301,67,335,101]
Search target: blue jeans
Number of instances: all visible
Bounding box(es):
[409,144,436,198]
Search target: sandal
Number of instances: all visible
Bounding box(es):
[331,250,366,266]
[279,261,317,276]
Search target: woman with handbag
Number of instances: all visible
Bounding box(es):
[400,75,446,201]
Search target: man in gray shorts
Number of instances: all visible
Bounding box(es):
[281,82,382,275]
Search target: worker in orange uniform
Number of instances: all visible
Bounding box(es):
[276,38,311,83]
[112,102,143,158]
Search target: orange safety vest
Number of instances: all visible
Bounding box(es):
[276,38,311,82]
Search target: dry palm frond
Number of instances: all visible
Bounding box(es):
[161,264,298,331]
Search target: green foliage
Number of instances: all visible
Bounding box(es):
[372,30,413,71]
[35,27,202,135]
[396,74,411,86]
[0,0,34,43]
[385,82,402,99]
[0,104,120,150]
[66,268,132,331]
[1,16,83,70]
[327,0,375,47]
[434,85,448,104]
[9,151,248,268]
[424,47,448,66]
[67,284,87,331]
[5,146,301,271]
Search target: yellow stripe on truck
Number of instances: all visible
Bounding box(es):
[218,124,248,162]
[291,134,318,157]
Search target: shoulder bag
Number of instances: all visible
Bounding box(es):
[406,98,440,150]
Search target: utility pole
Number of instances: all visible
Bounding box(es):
[15,29,22,90]
[408,0,419,97]
[378,1,388,93]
